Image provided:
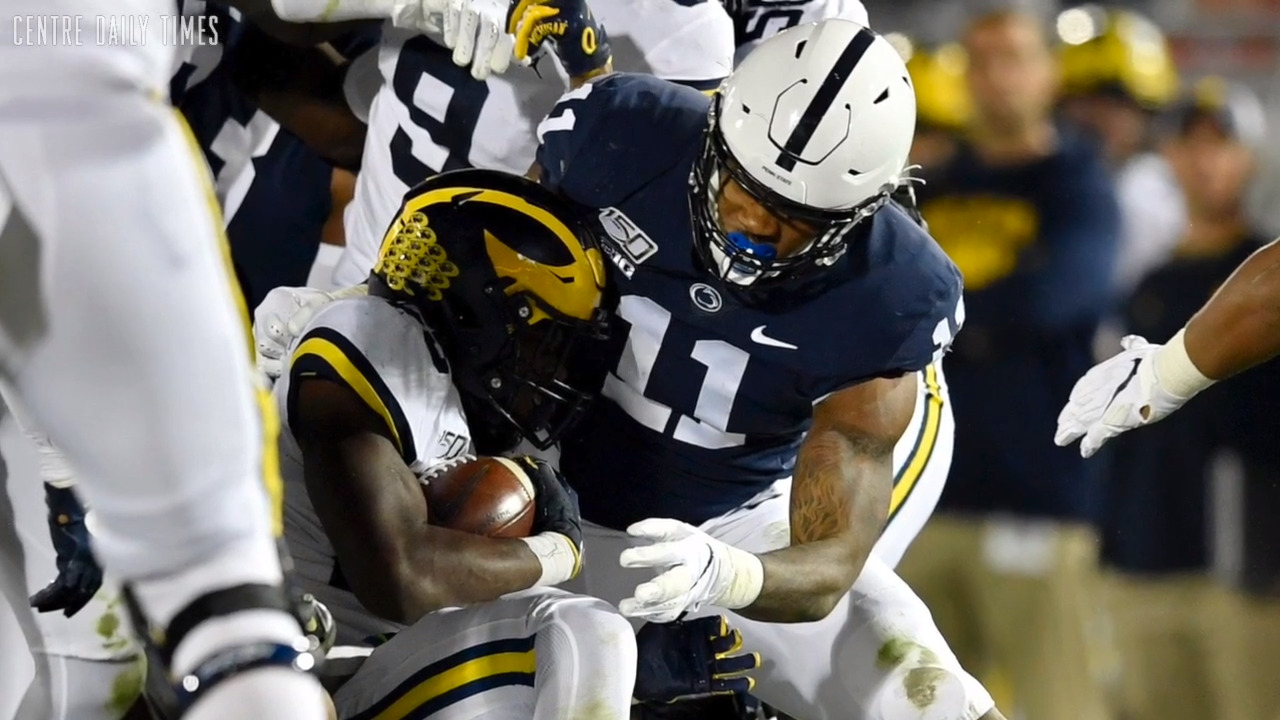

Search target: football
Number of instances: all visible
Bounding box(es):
[423,456,537,538]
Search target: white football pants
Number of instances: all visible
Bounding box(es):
[334,589,637,720]
[0,5,326,718]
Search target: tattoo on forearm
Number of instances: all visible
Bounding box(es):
[790,430,895,545]
[790,432,858,544]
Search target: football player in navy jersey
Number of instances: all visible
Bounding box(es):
[525,18,1003,720]
[249,14,1004,720]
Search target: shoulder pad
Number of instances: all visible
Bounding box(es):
[875,207,965,374]
[535,73,711,207]
[286,296,470,469]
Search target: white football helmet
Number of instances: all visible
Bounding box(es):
[690,19,917,290]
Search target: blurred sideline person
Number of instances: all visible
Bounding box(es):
[900,10,1120,720]
[1057,4,1185,299]
[0,2,329,718]
[898,38,973,172]
[1091,78,1280,720]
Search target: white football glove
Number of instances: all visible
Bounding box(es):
[253,284,368,380]
[270,0,449,35]
[1055,332,1212,458]
[270,0,515,80]
[442,0,514,81]
[618,519,763,624]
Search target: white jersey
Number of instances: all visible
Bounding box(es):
[334,0,737,285]
[274,295,472,642]
[728,0,870,65]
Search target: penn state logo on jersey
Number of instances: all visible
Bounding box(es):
[688,283,723,313]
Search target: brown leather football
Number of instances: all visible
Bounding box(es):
[423,456,537,538]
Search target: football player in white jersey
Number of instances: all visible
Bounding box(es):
[270,169,640,719]
[725,0,869,64]
[0,1,331,718]
[259,0,736,287]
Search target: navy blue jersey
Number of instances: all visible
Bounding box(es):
[536,73,963,529]
[171,1,333,309]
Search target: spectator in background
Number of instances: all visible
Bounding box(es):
[898,9,1120,720]
[899,37,973,172]
[1056,4,1186,299]
[1104,77,1280,720]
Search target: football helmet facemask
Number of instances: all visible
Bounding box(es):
[370,169,611,451]
[690,20,916,296]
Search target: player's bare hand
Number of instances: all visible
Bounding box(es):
[253,284,368,380]
[1055,334,1196,458]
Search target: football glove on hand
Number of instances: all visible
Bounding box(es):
[518,457,583,584]
[634,615,761,705]
[270,0,447,38]
[507,0,611,77]
[254,284,368,380]
[619,519,763,624]
[441,0,514,80]
[30,484,102,617]
[1055,333,1209,458]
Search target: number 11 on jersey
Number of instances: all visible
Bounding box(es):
[602,295,748,450]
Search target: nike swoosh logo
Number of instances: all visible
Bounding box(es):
[750,325,798,350]
[1106,358,1144,407]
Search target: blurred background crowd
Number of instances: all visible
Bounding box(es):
[871,2,1280,720]
[165,0,1280,718]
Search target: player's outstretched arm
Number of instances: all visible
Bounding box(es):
[292,379,546,623]
[617,376,911,625]
[1056,237,1280,457]
[1182,236,1280,380]
[227,25,369,171]
[746,374,911,622]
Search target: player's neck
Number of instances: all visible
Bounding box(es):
[969,120,1057,167]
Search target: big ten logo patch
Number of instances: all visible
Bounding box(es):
[374,211,461,300]
[921,195,1039,291]
[597,207,658,278]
